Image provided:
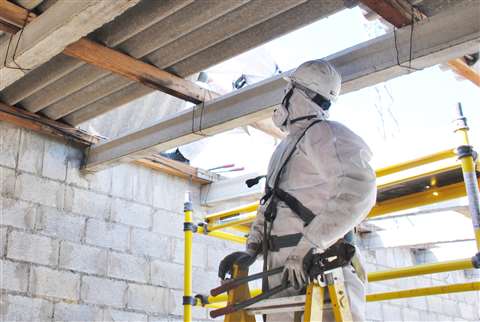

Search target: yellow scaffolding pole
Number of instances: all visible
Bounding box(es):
[454,103,480,251]
[375,149,456,178]
[366,282,480,302]
[367,258,475,282]
[205,202,259,223]
[206,212,257,231]
[183,196,193,322]
[369,180,476,218]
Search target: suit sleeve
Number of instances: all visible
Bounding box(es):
[298,123,377,251]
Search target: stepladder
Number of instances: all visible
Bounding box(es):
[217,266,354,322]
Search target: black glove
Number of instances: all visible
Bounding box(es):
[218,250,257,280]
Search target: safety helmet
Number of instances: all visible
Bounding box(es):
[287,59,341,102]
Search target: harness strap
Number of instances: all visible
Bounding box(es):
[268,233,302,252]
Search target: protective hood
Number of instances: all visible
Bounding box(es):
[272,85,329,133]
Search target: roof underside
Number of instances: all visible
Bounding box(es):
[0,0,475,132]
[0,0,346,127]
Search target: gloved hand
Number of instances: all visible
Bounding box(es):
[282,241,315,290]
[218,243,259,280]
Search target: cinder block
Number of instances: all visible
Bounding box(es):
[170,289,207,320]
[192,267,220,294]
[375,248,396,268]
[402,308,421,321]
[70,187,111,219]
[30,266,80,301]
[1,166,16,197]
[0,259,29,292]
[458,302,478,320]
[53,302,103,322]
[103,309,148,322]
[126,283,169,313]
[426,295,444,313]
[65,146,89,188]
[132,167,153,205]
[380,304,402,322]
[85,219,129,251]
[111,198,152,229]
[0,226,6,257]
[14,172,64,208]
[108,251,149,283]
[111,165,135,199]
[81,275,127,308]
[206,245,229,271]
[36,206,85,242]
[152,209,183,238]
[442,299,460,317]
[152,174,187,213]
[59,241,108,275]
[0,122,20,168]
[0,294,53,322]
[130,228,171,259]
[17,130,44,175]
[172,237,206,268]
[42,139,68,181]
[89,167,112,194]
[151,260,183,289]
[7,230,59,265]
[0,196,37,229]
[365,301,382,321]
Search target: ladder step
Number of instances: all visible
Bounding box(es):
[245,295,332,315]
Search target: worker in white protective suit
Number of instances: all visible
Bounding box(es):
[218,60,377,322]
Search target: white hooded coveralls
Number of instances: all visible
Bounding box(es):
[247,88,377,321]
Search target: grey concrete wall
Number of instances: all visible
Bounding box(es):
[0,121,241,321]
[1,121,479,321]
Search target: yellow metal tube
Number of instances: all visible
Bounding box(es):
[196,226,247,244]
[183,200,193,322]
[367,258,474,282]
[375,149,456,178]
[454,105,480,251]
[368,180,475,219]
[366,282,480,302]
[206,212,257,231]
[205,202,259,223]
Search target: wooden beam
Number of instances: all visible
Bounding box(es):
[448,58,480,87]
[135,155,217,184]
[0,0,36,28]
[0,0,140,91]
[0,101,100,145]
[63,38,213,104]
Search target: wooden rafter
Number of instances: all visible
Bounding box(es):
[63,38,214,104]
[135,155,217,184]
[0,0,36,29]
[360,0,480,87]
[0,101,100,145]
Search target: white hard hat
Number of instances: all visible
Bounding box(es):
[288,59,341,102]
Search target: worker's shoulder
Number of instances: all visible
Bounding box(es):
[307,120,368,146]
[311,120,358,137]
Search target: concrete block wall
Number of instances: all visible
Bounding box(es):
[2,122,479,321]
[0,122,242,321]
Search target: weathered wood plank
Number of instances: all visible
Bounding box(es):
[0,101,99,145]
[63,38,215,104]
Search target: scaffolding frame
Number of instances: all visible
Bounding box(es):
[183,108,480,321]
